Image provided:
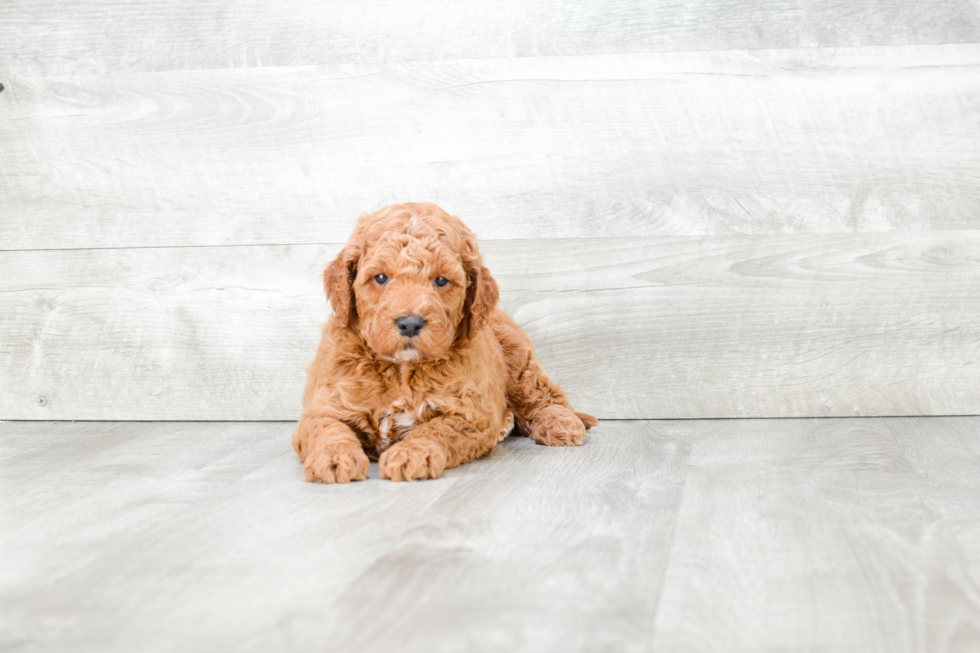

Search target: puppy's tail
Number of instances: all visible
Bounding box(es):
[575,412,599,430]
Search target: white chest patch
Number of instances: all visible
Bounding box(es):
[393,411,417,430]
[374,397,444,449]
[377,412,392,449]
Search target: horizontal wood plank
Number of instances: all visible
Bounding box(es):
[3,46,980,249]
[2,1,979,77]
[2,232,978,420]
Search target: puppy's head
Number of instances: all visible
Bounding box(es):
[324,203,498,362]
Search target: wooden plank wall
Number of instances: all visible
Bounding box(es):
[2,2,979,420]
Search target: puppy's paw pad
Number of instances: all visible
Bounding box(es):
[530,405,587,447]
[304,442,370,483]
[379,439,447,482]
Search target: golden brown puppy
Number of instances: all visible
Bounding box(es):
[292,202,597,482]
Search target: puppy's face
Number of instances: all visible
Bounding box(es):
[355,227,468,362]
[324,204,498,363]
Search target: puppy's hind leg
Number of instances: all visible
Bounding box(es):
[494,314,598,447]
[513,361,597,446]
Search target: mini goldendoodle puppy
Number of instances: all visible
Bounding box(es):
[292,202,597,482]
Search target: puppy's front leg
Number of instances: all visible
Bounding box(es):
[293,414,370,483]
[379,415,495,482]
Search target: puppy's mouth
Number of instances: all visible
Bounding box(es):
[391,345,421,363]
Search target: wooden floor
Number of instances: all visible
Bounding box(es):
[3,418,979,652]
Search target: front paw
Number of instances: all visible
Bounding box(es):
[303,440,370,483]
[379,439,447,482]
[529,404,587,446]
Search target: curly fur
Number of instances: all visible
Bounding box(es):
[292,202,598,482]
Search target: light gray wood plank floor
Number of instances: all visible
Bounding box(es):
[2,418,979,652]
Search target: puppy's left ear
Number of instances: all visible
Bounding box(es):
[461,262,499,340]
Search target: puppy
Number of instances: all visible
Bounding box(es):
[292,202,597,482]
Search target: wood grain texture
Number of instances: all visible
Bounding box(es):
[0,244,334,421]
[887,417,980,523]
[649,418,980,653]
[885,415,980,650]
[2,1,979,77]
[2,232,978,420]
[4,45,980,249]
[4,418,980,652]
[0,420,690,653]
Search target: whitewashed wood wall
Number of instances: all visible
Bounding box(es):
[2,1,979,420]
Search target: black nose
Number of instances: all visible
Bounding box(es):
[396,315,426,338]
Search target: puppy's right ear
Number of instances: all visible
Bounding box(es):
[323,246,360,327]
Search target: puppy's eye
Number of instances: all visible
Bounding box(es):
[433,277,448,287]
[374,274,389,285]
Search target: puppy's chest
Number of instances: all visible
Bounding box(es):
[362,396,443,452]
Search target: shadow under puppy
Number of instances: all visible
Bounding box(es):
[293,202,597,482]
